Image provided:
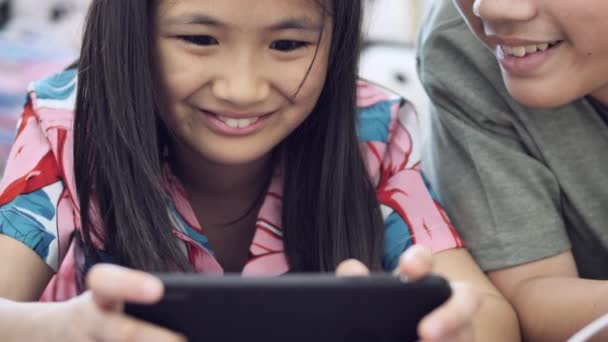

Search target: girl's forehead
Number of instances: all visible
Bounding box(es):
[157,0,325,23]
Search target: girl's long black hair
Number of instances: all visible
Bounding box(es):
[74,0,384,272]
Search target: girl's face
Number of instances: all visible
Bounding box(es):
[455,0,608,107]
[156,0,331,166]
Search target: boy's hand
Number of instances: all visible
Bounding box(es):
[336,245,482,342]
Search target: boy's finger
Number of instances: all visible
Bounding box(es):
[394,244,433,280]
[417,282,481,340]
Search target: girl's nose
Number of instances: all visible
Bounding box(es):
[212,58,270,107]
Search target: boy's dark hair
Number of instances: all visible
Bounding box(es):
[74,0,384,272]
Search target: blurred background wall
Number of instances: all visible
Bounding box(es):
[0,0,431,172]
[0,0,89,167]
[361,0,432,140]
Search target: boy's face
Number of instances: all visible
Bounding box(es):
[454,0,608,108]
[156,0,331,167]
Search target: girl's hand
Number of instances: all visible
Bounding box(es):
[336,245,482,342]
[47,264,186,342]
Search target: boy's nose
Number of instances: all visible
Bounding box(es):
[473,0,537,24]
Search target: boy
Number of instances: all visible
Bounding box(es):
[417,0,608,340]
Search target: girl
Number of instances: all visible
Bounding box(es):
[0,0,518,341]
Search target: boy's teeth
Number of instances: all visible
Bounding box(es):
[512,46,526,57]
[218,115,258,128]
[502,42,554,57]
[537,43,549,51]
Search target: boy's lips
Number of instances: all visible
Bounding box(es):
[499,40,563,58]
[487,34,563,46]
[494,39,564,76]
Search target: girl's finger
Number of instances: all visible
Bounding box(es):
[394,244,433,280]
[417,282,481,340]
[86,264,164,310]
[419,325,475,342]
[95,311,186,342]
[335,259,370,276]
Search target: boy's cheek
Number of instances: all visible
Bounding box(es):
[453,0,488,43]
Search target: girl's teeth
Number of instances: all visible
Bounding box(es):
[226,118,239,128]
[218,116,258,128]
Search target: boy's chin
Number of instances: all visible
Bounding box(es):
[503,78,583,109]
[511,93,573,109]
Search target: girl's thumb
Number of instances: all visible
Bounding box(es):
[86,264,164,311]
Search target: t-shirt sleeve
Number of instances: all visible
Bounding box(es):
[357,84,464,271]
[0,98,72,273]
[416,0,570,271]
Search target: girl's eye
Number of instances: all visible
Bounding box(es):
[270,40,309,52]
[178,35,219,46]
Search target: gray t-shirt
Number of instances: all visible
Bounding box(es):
[416,1,608,279]
[589,97,608,125]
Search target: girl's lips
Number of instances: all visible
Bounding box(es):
[496,41,563,76]
[199,109,273,136]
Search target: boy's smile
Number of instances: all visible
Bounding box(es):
[495,39,563,76]
[455,0,608,108]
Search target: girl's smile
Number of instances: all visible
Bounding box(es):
[157,0,332,167]
[198,107,275,136]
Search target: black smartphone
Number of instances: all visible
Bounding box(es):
[125,273,451,342]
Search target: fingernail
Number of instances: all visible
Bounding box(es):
[402,250,415,263]
[422,320,443,340]
[143,278,163,296]
[401,249,419,265]
[397,273,409,283]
